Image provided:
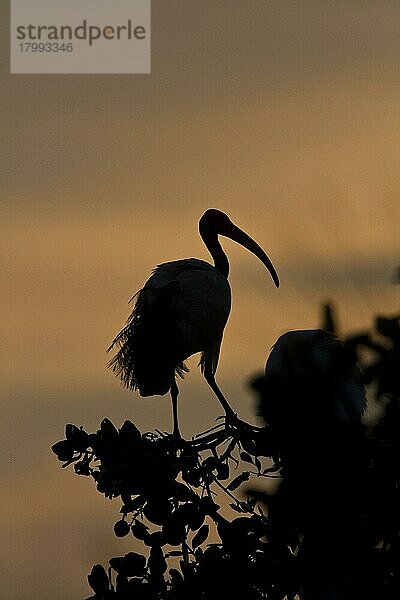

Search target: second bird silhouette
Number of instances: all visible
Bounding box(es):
[108,209,279,438]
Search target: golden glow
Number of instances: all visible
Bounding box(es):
[2,2,400,598]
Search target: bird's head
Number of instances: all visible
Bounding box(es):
[199,208,279,287]
[199,209,233,237]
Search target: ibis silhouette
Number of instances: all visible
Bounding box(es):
[108,209,279,437]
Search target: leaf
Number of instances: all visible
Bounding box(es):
[74,459,90,476]
[227,471,250,491]
[143,499,172,525]
[119,420,142,447]
[65,424,77,441]
[216,462,230,480]
[65,424,90,451]
[131,519,150,542]
[51,440,74,462]
[120,494,144,514]
[61,455,80,468]
[261,465,280,475]
[123,552,147,577]
[171,503,203,533]
[229,503,246,513]
[172,482,197,502]
[169,568,183,586]
[239,451,254,464]
[110,552,146,577]
[222,437,239,459]
[192,524,209,549]
[100,418,119,441]
[114,519,130,537]
[254,457,262,472]
[109,557,124,574]
[240,435,257,456]
[87,564,109,594]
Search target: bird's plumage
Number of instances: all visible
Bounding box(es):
[259,329,369,600]
[108,259,231,396]
[263,329,366,431]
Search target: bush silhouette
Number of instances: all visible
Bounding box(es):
[53,301,400,599]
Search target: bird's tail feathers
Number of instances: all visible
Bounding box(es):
[108,286,189,395]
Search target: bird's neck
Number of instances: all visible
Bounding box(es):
[204,235,229,277]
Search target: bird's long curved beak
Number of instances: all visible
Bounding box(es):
[224,223,280,288]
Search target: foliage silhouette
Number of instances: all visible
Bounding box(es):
[53,299,400,599]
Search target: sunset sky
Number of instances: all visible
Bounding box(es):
[2,2,400,599]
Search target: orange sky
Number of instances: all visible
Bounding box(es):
[1,2,400,599]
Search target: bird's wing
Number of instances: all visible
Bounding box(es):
[108,258,231,392]
[148,259,231,367]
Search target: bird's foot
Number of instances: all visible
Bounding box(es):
[222,412,264,436]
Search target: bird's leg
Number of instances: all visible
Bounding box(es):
[204,370,236,422]
[170,380,182,439]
